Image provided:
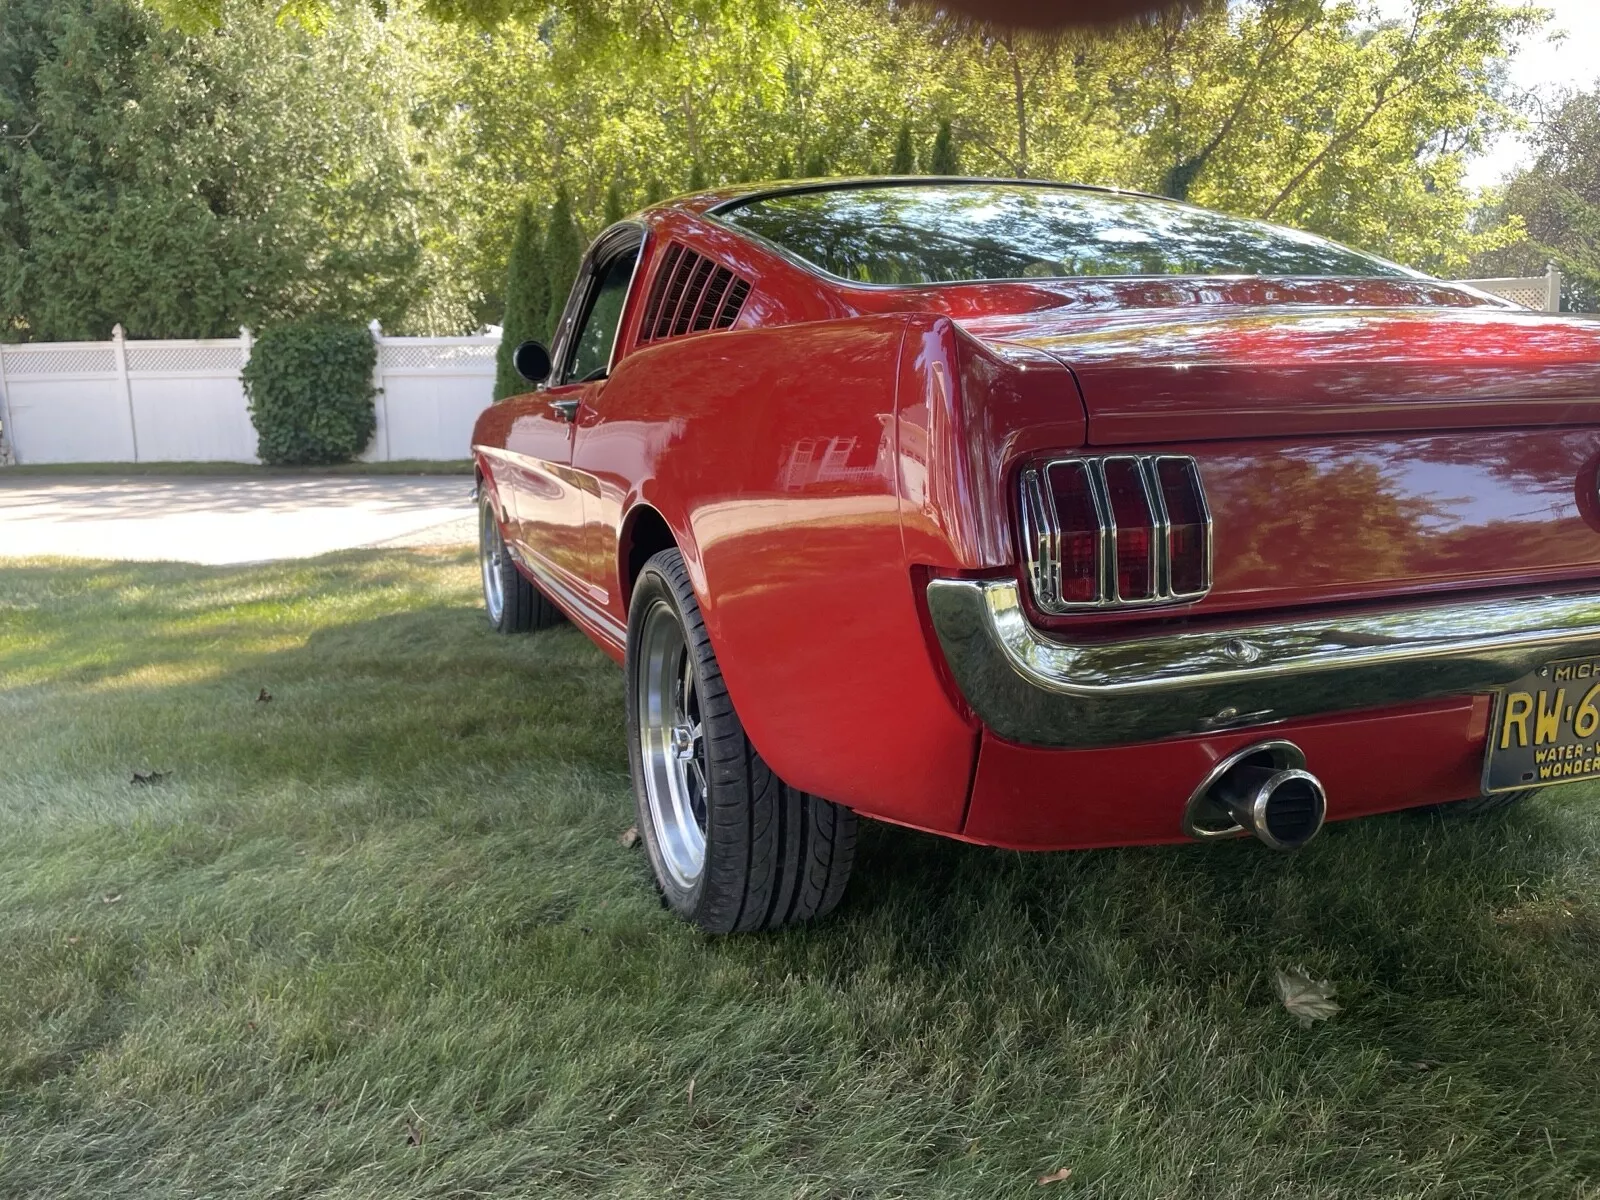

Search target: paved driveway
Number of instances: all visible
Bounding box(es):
[0,476,476,564]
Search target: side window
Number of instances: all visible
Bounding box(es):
[563,249,638,384]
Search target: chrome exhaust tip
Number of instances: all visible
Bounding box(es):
[1183,740,1327,851]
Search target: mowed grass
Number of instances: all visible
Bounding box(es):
[4,551,1600,1198]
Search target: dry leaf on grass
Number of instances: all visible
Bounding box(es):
[686,1077,696,1107]
[1037,1166,1073,1185]
[620,826,640,848]
[101,893,123,905]
[1275,965,1341,1027]
[256,688,272,703]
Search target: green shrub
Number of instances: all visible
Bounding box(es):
[494,201,550,401]
[243,319,377,466]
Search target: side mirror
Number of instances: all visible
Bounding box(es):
[512,340,552,384]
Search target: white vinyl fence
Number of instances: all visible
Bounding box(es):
[1456,263,1563,313]
[0,322,497,465]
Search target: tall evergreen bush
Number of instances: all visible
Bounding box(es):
[891,123,915,174]
[929,121,959,175]
[543,189,584,338]
[494,201,549,400]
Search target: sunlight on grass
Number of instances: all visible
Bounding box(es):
[3,550,1600,1197]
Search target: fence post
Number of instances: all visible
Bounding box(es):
[111,323,140,462]
[0,342,14,465]
[369,318,390,461]
[1547,262,1563,314]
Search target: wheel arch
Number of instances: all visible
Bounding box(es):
[618,502,680,611]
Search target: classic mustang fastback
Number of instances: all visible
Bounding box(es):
[473,178,1600,932]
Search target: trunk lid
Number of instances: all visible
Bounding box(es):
[962,301,1600,443]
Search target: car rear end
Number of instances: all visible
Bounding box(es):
[922,296,1600,850]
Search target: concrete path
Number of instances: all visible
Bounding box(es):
[0,476,476,564]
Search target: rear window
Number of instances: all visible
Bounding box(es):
[716,183,1420,285]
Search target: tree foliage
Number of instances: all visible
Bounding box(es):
[0,0,450,341]
[1473,88,1600,311]
[891,123,915,174]
[63,0,1555,339]
[242,318,377,465]
[542,189,583,336]
[494,201,550,400]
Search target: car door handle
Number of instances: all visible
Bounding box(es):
[548,398,580,423]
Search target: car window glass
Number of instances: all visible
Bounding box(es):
[718,184,1422,284]
[565,251,638,383]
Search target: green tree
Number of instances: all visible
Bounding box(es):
[542,188,584,336]
[1474,88,1600,311]
[493,201,549,400]
[603,182,626,225]
[891,122,915,173]
[929,120,960,174]
[0,0,437,341]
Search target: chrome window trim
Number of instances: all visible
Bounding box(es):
[925,577,1600,749]
[1022,454,1211,613]
[550,221,646,387]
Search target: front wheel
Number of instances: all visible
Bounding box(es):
[625,548,857,932]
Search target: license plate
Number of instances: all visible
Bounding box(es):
[1486,657,1600,792]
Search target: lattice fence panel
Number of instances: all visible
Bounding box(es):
[378,341,497,371]
[2,347,118,376]
[126,344,245,373]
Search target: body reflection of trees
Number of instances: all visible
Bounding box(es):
[1210,453,1445,589]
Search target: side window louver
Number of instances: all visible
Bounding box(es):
[639,243,752,344]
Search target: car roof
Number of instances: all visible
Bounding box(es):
[658,176,1166,217]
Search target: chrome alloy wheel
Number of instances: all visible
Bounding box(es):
[480,501,506,626]
[636,598,709,889]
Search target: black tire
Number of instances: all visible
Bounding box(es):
[479,495,562,633]
[625,548,856,933]
[1426,790,1535,818]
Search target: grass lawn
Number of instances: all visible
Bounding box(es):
[4,548,1600,1198]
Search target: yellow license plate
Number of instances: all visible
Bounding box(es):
[1486,657,1600,792]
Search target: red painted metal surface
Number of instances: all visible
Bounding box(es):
[963,697,1493,850]
[471,187,1600,847]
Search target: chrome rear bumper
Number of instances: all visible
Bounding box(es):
[925,578,1600,749]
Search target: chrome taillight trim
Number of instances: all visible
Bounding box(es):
[1019,454,1212,613]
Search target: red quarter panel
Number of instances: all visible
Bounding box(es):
[584,314,978,831]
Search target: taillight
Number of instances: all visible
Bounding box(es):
[1155,457,1211,597]
[1018,455,1211,613]
[1102,458,1156,601]
[1045,461,1103,603]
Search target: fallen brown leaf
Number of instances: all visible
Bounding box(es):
[101,893,123,905]
[1037,1166,1073,1185]
[620,826,640,848]
[1275,965,1341,1027]
[66,936,81,946]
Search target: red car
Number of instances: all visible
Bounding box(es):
[473,178,1600,932]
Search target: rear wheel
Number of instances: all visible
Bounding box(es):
[1427,790,1534,818]
[626,548,857,932]
[479,495,562,633]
